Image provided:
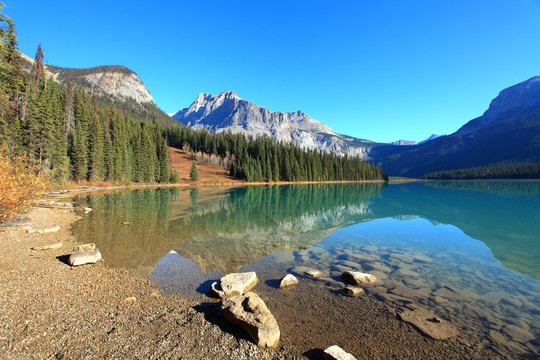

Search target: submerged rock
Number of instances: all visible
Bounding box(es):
[341,271,376,286]
[398,307,459,340]
[68,243,102,266]
[323,345,357,360]
[279,274,298,290]
[291,266,323,279]
[210,272,258,299]
[343,286,365,297]
[221,292,280,348]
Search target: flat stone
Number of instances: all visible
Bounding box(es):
[122,296,137,304]
[398,307,459,340]
[501,324,534,343]
[221,292,280,349]
[333,265,355,274]
[343,286,365,297]
[341,271,376,286]
[210,272,258,299]
[393,268,419,278]
[388,283,428,301]
[291,266,323,279]
[279,274,298,290]
[27,224,61,234]
[363,262,391,273]
[433,286,481,302]
[32,242,63,251]
[365,286,387,295]
[339,253,380,263]
[338,260,363,270]
[323,345,357,360]
[68,243,102,266]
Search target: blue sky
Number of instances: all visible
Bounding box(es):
[5,1,540,143]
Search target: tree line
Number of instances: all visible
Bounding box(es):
[423,162,540,180]
[164,126,388,182]
[0,5,172,184]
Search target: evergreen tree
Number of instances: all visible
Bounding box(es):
[190,160,199,181]
[88,96,104,181]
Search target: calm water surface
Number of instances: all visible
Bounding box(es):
[72,181,540,357]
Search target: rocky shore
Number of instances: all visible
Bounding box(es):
[0,206,298,359]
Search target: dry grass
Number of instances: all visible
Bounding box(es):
[168,147,245,185]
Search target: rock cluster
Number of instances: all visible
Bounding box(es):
[214,272,280,348]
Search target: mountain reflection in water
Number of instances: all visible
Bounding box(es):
[71,181,540,281]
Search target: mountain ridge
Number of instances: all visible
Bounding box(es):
[173,91,380,157]
[369,76,540,177]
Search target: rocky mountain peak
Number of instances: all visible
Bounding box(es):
[482,76,540,121]
[458,76,540,134]
[173,92,376,157]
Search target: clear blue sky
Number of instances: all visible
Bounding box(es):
[5,1,540,143]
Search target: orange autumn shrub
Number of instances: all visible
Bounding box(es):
[0,145,49,222]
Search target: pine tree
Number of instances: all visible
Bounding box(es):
[190,160,199,181]
[88,96,104,181]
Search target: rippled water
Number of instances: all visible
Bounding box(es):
[71,181,540,357]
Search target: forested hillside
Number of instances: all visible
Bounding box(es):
[164,126,387,182]
[0,7,171,184]
[423,162,540,180]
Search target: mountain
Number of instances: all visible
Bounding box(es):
[172,91,380,157]
[390,134,441,146]
[20,53,177,126]
[369,77,540,177]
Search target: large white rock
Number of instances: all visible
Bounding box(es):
[210,272,258,299]
[341,271,376,286]
[323,345,357,360]
[279,274,298,290]
[68,243,102,266]
[221,292,280,348]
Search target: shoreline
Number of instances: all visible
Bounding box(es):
[0,202,299,359]
[1,186,519,359]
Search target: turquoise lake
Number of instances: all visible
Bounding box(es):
[71,181,540,357]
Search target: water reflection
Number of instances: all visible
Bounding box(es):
[72,181,540,280]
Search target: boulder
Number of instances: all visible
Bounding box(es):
[210,272,258,299]
[68,243,102,266]
[341,271,376,286]
[343,286,365,297]
[323,345,357,360]
[279,274,298,290]
[221,292,280,348]
[32,242,63,251]
[397,307,459,340]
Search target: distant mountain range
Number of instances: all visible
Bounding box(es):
[390,134,442,146]
[369,76,540,177]
[172,91,379,157]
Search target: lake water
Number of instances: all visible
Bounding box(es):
[71,181,540,357]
